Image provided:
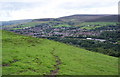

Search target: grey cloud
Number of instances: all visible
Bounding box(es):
[58,1,116,10]
[0,2,47,11]
[0,2,47,21]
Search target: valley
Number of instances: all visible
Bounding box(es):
[2,15,120,57]
[1,14,119,75]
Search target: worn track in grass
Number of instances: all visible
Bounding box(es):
[49,48,61,76]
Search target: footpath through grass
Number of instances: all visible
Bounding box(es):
[2,30,118,75]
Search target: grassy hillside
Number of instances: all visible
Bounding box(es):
[4,21,117,30]
[0,30,2,76]
[78,22,117,29]
[2,14,118,30]
[2,31,118,75]
[59,15,118,22]
[3,21,45,30]
[53,24,71,28]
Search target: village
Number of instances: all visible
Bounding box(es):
[3,20,119,58]
[7,22,119,44]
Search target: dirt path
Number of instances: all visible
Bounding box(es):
[49,48,62,76]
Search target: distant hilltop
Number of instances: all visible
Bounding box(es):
[1,14,118,26]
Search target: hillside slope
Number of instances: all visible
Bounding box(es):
[2,14,118,27]
[58,14,118,22]
[2,31,118,75]
[1,19,32,26]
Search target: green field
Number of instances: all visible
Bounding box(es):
[17,22,46,27]
[80,22,116,25]
[3,21,117,30]
[2,31,118,75]
[53,24,71,28]
[3,21,48,30]
[78,22,117,29]
[53,22,117,29]
[11,22,46,30]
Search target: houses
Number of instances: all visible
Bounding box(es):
[11,25,101,38]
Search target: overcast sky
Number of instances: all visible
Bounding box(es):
[0,0,119,21]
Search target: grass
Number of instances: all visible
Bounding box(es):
[80,22,116,25]
[53,24,71,28]
[11,28,23,30]
[4,21,117,30]
[76,22,117,29]
[12,22,45,29]
[2,30,118,75]
[17,22,45,27]
[2,31,56,75]
[0,30,2,76]
[4,21,49,30]
[6,21,66,30]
